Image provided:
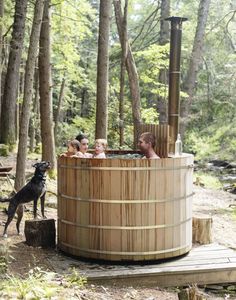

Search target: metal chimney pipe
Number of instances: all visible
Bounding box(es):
[166,16,187,153]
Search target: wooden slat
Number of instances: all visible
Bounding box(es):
[0,172,11,177]
[83,244,236,287]
[0,166,13,172]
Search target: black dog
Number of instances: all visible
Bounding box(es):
[0,161,51,237]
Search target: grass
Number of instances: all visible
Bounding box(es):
[0,267,87,299]
[0,242,11,276]
[194,171,223,189]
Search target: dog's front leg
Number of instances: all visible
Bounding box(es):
[33,199,38,219]
[40,193,46,218]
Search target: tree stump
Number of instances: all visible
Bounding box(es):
[24,218,56,248]
[192,215,213,244]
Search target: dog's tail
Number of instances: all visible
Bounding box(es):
[0,197,10,203]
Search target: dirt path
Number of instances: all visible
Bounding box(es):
[193,185,236,249]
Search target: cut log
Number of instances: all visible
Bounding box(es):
[192,215,213,244]
[24,218,56,248]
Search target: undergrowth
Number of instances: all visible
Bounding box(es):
[0,243,9,275]
[194,171,222,189]
[0,267,87,299]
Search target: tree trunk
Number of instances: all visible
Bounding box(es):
[113,0,141,148]
[0,0,28,145]
[80,87,87,117]
[39,0,56,171]
[95,0,112,139]
[0,0,4,124]
[29,68,40,152]
[180,0,211,136]
[118,0,128,147]
[157,0,170,124]
[15,0,45,191]
[54,77,66,145]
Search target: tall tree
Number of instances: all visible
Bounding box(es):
[113,0,141,148]
[29,67,40,152]
[0,0,4,123]
[0,0,28,144]
[39,0,56,170]
[15,0,45,191]
[95,0,112,139]
[118,0,128,146]
[54,76,66,145]
[180,0,211,136]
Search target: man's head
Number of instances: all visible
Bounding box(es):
[138,132,156,153]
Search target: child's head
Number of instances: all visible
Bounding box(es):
[76,133,89,154]
[94,139,108,154]
[67,139,80,154]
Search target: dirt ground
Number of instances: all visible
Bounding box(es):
[0,154,236,299]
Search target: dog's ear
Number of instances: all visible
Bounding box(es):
[33,163,39,168]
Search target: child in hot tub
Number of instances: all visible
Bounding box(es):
[93,139,107,158]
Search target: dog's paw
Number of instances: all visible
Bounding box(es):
[18,232,23,236]
[3,233,8,238]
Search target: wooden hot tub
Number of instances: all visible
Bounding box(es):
[57,153,194,261]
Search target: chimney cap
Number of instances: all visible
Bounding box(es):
[165,16,188,22]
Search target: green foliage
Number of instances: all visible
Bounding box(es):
[194,172,222,189]
[0,144,9,156]
[65,267,87,288]
[3,0,236,158]
[0,243,10,275]
[56,115,95,149]
[0,267,59,299]
[185,122,236,162]
[51,0,97,146]
[180,0,236,162]
[0,266,87,299]
[141,107,159,124]
[136,44,169,98]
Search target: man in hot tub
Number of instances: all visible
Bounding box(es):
[138,132,160,159]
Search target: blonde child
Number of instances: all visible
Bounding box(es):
[93,138,107,158]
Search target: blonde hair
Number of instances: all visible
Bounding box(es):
[95,138,108,149]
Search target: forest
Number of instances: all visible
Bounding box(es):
[0,0,235,185]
